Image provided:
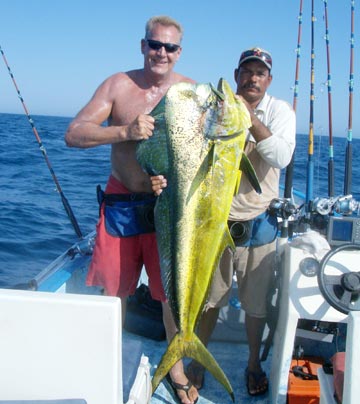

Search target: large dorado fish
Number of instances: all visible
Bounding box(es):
[136,78,259,400]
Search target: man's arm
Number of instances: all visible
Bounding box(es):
[65,76,154,148]
[254,100,296,169]
[236,94,296,169]
[236,95,272,143]
[247,111,272,143]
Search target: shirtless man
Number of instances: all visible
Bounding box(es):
[65,15,198,404]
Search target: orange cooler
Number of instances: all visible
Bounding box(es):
[287,358,324,404]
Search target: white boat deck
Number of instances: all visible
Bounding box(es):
[2,232,359,404]
[126,330,271,404]
[0,285,270,404]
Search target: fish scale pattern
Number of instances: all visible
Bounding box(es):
[136,79,252,400]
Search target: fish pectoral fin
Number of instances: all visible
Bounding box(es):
[226,228,236,252]
[234,169,241,196]
[240,153,262,194]
[218,223,235,254]
[187,145,214,204]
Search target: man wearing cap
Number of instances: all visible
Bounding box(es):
[184,47,296,396]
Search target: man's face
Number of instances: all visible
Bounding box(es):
[234,60,272,106]
[141,23,182,76]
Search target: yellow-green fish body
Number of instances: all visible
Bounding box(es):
[136,78,253,401]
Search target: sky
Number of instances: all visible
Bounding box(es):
[0,0,358,138]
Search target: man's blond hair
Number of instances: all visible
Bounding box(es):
[145,15,183,42]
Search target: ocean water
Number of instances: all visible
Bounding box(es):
[0,112,359,288]
[0,113,110,287]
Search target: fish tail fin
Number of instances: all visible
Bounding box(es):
[187,332,234,402]
[151,332,234,402]
[151,333,185,395]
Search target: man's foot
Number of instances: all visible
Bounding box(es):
[185,360,205,390]
[166,374,199,404]
[245,367,269,396]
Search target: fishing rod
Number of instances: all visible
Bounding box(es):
[283,0,303,200]
[0,45,83,239]
[261,2,305,364]
[305,0,315,205]
[344,0,355,195]
[323,0,335,197]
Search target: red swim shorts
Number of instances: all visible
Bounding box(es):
[86,175,166,301]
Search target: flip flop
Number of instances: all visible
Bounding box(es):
[245,367,269,396]
[185,360,205,390]
[166,374,199,404]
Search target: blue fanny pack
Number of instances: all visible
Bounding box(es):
[228,210,278,247]
[97,185,156,238]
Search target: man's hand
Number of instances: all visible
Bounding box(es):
[127,114,155,141]
[150,175,167,196]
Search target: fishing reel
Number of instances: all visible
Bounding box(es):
[311,194,360,216]
[269,198,298,220]
[268,198,299,238]
[309,195,360,246]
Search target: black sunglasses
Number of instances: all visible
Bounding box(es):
[146,39,180,53]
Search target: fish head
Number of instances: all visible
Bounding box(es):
[205,78,251,141]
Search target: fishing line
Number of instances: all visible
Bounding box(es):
[323,0,335,197]
[0,45,83,239]
[284,0,303,199]
[344,0,355,195]
[306,0,316,204]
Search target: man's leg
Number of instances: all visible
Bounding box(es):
[185,307,220,389]
[104,289,127,326]
[245,313,268,395]
[120,296,127,326]
[246,313,266,371]
[196,307,220,346]
[239,242,275,396]
[162,302,199,404]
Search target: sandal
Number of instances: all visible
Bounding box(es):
[245,367,269,396]
[166,374,199,404]
[186,360,205,390]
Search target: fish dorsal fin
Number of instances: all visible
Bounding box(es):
[210,82,225,101]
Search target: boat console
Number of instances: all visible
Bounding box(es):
[269,195,360,404]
